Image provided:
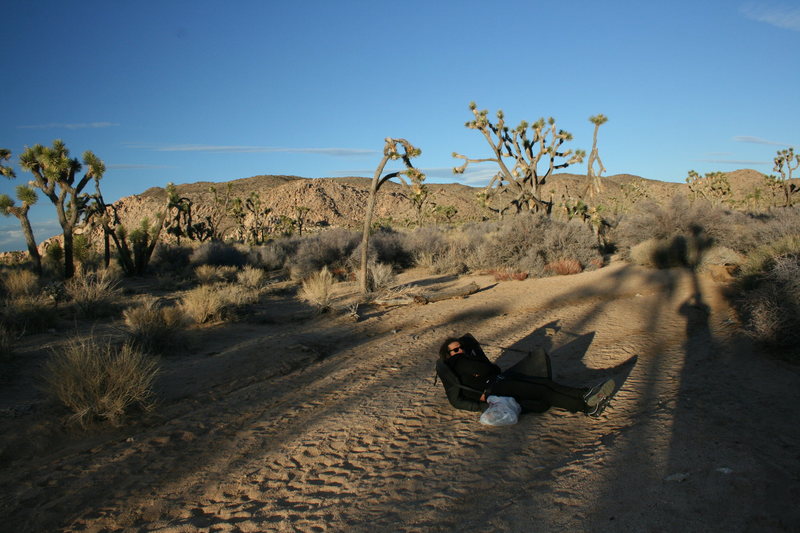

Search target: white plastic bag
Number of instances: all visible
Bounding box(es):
[479,395,522,426]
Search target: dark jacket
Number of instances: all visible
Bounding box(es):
[437,334,500,412]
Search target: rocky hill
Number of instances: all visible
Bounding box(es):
[0,169,788,260]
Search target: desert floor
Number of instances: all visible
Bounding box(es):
[2,260,799,532]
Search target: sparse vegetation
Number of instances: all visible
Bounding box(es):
[43,336,158,427]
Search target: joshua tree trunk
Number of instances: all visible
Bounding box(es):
[359,138,424,294]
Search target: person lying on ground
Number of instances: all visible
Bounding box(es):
[436,334,615,417]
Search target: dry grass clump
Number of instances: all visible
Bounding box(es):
[123,298,189,353]
[66,269,122,318]
[369,262,396,291]
[180,285,228,324]
[1,268,40,299]
[43,336,158,427]
[544,258,583,276]
[195,265,238,284]
[1,295,59,334]
[491,268,529,281]
[299,266,336,311]
[237,266,267,289]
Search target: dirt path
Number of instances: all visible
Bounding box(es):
[3,262,799,532]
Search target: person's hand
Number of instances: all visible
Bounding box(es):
[480,393,486,402]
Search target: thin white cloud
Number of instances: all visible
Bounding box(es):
[740,3,800,31]
[0,219,61,251]
[132,144,377,157]
[733,135,793,146]
[18,122,119,130]
[693,159,770,165]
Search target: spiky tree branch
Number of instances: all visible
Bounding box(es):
[1,149,41,273]
[453,102,585,214]
[584,114,608,199]
[19,140,105,278]
[360,138,423,293]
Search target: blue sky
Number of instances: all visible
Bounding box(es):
[1,0,798,252]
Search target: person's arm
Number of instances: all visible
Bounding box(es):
[440,370,484,412]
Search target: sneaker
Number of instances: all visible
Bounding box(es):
[586,395,611,417]
[583,378,615,408]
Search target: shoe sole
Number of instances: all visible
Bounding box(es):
[585,378,615,408]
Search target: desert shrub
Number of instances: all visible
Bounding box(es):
[43,337,158,427]
[698,246,744,271]
[369,262,396,291]
[0,294,59,334]
[123,298,188,354]
[740,234,800,279]
[299,266,336,311]
[66,269,122,318]
[150,243,193,277]
[237,265,267,289]
[73,233,102,273]
[190,240,247,267]
[544,258,583,276]
[43,241,64,276]
[288,228,360,280]
[475,213,600,275]
[1,268,40,299]
[614,196,735,256]
[404,226,449,258]
[364,228,414,267]
[194,265,221,284]
[180,285,227,324]
[738,255,800,351]
[491,268,529,281]
[250,237,300,271]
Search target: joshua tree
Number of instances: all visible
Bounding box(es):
[19,140,105,278]
[295,205,310,236]
[1,149,42,273]
[434,204,458,224]
[453,102,585,214]
[685,170,731,206]
[85,183,170,275]
[406,181,432,226]
[360,138,423,293]
[772,147,799,207]
[584,114,608,200]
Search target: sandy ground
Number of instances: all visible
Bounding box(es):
[1,261,799,532]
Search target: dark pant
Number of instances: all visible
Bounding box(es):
[489,349,587,413]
